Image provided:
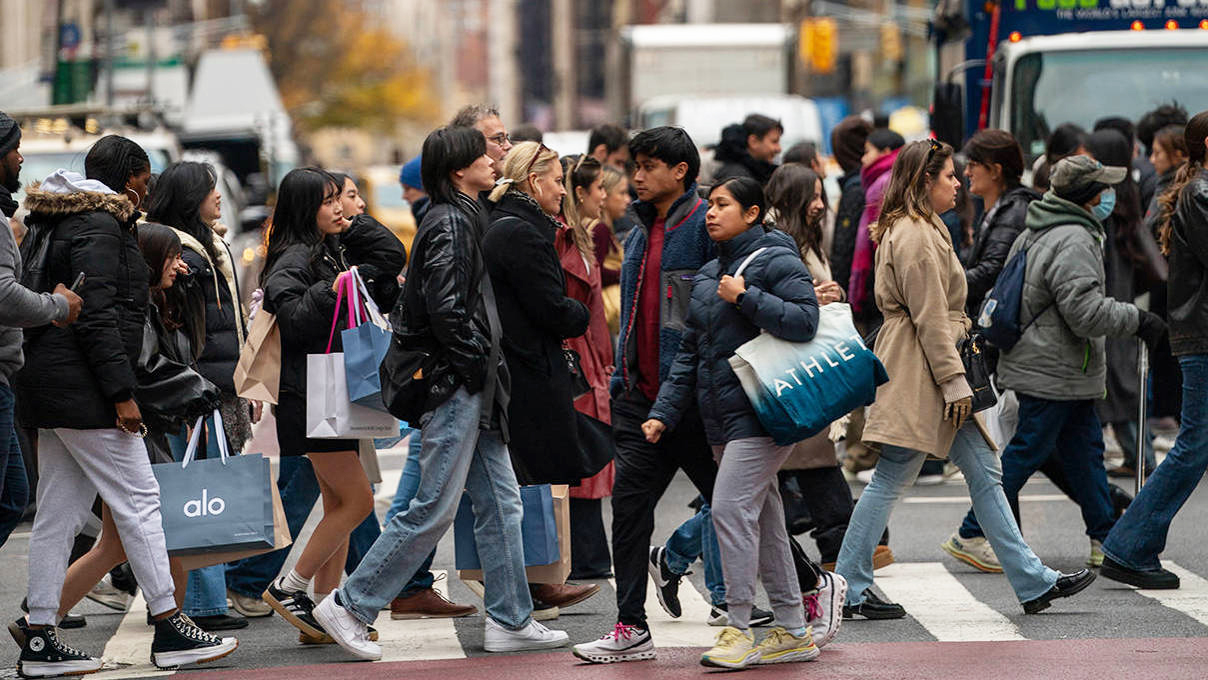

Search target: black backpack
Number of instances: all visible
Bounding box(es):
[18,221,53,294]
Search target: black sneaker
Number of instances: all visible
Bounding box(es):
[17,626,102,678]
[647,546,685,618]
[706,603,775,627]
[1022,569,1097,614]
[262,578,325,637]
[19,598,85,630]
[190,613,250,631]
[150,612,238,668]
[842,590,906,620]
[1100,557,1180,590]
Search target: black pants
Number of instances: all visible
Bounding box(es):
[611,390,716,627]
[569,497,612,578]
[780,467,855,564]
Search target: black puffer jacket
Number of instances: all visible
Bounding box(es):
[264,230,401,396]
[392,193,498,412]
[175,229,246,393]
[649,227,819,445]
[16,185,148,429]
[713,123,776,187]
[1167,168,1208,357]
[964,185,1042,317]
[340,213,407,307]
[830,170,863,296]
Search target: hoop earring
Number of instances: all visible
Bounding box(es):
[125,187,141,209]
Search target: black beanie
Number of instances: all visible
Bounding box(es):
[0,112,20,156]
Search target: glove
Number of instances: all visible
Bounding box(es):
[1135,310,1168,353]
[940,377,974,430]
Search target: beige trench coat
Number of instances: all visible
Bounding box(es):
[862,215,994,458]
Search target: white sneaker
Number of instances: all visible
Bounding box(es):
[86,575,132,612]
[940,532,1003,573]
[312,595,381,661]
[484,617,568,652]
[227,589,272,618]
[805,571,847,648]
[572,624,656,663]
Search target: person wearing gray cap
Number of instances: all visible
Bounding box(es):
[0,111,83,553]
[960,154,1167,568]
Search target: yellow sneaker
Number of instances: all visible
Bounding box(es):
[755,626,820,664]
[700,626,759,669]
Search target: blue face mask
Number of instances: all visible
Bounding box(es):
[1091,188,1116,221]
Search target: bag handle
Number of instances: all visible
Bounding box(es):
[350,267,388,330]
[734,247,769,278]
[325,273,362,353]
[180,409,229,468]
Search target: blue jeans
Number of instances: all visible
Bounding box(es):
[167,420,229,616]
[959,396,1116,542]
[836,423,1058,605]
[1103,355,1208,570]
[0,384,28,549]
[1113,420,1157,472]
[337,387,531,628]
[385,433,436,597]
[664,500,725,606]
[225,455,382,598]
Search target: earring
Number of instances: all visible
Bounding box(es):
[125,187,140,208]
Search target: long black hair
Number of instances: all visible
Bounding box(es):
[146,161,222,264]
[262,167,341,283]
[84,135,150,196]
[138,222,205,358]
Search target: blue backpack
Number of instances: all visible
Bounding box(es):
[977,244,1052,351]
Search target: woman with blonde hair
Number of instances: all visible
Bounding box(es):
[482,141,601,614]
[833,140,1092,621]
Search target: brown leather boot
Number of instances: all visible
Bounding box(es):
[390,588,478,620]
[530,582,600,610]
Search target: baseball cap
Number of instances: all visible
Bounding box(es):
[1050,155,1126,203]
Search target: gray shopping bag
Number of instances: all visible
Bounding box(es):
[153,410,276,555]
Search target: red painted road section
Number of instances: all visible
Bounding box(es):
[186,638,1208,680]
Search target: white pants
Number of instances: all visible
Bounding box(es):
[27,428,176,625]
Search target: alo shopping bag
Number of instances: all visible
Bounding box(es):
[341,267,393,412]
[153,410,290,569]
[306,275,398,439]
[729,302,889,446]
[234,306,281,404]
[455,484,571,585]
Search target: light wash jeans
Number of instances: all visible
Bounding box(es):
[385,433,436,597]
[836,423,1058,606]
[1103,355,1208,570]
[336,387,532,628]
[664,500,725,606]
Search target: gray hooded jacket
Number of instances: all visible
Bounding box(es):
[996,192,1141,401]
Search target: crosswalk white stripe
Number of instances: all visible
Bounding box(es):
[1128,562,1208,627]
[375,570,467,662]
[92,590,174,679]
[873,562,1025,642]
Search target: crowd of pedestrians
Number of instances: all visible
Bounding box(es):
[0,97,1203,677]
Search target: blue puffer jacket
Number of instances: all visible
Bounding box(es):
[612,184,714,397]
[648,227,819,445]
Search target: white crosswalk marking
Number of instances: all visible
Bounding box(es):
[375,570,467,662]
[92,591,174,679]
[873,562,1026,642]
[1127,562,1208,627]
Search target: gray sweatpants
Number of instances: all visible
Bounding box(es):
[711,436,805,630]
[27,428,176,625]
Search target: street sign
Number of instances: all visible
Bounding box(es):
[60,23,81,50]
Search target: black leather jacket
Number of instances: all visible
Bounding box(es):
[1167,168,1208,357]
[392,193,498,411]
[964,185,1042,318]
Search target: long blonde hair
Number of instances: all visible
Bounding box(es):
[487,141,560,203]
[561,154,601,262]
[871,139,954,244]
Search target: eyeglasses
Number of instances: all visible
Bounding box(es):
[487,132,511,147]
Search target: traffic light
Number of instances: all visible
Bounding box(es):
[799,17,838,74]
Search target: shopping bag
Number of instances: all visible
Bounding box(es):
[729,302,889,446]
[342,267,392,412]
[456,484,571,585]
[234,308,281,404]
[154,411,290,568]
[306,275,398,439]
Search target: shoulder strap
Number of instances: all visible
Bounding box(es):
[734,247,769,278]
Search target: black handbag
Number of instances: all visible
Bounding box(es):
[135,317,221,433]
[958,333,997,413]
[563,344,591,399]
[378,337,435,424]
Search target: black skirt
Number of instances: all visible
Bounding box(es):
[274,393,359,456]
